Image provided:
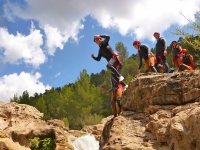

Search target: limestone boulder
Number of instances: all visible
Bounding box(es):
[0,102,68,150]
[122,71,200,112]
[100,70,200,150]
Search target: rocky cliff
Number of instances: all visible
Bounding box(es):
[0,102,72,150]
[99,70,200,150]
[1,70,200,150]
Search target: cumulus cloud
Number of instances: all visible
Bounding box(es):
[0,22,46,68]
[0,72,51,102]
[3,0,200,44]
[3,0,85,55]
[89,0,200,40]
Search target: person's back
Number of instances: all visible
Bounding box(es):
[138,44,149,61]
[182,54,193,66]
[133,40,157,73]
[179,49,195,71]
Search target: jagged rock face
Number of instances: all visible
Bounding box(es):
[122,71,200,112]
[146,102,200,150]
[0,102,69,150]
[82,116,113,141]
[100,70,200,150]
[99,111,164,150]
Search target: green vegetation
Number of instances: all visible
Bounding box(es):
[30,137,55,150]
[172,10,200,68]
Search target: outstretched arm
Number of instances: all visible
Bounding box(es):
[91,50,101,61]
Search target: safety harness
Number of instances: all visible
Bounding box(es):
[112,52,120,69]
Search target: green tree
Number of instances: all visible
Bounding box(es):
[35,97,47,117]
[63,69,104,129]
[19,90,30,105]
[172,11,200,61]
[115,42,129,63]
[43,88,60,119]
[10,94,20,103]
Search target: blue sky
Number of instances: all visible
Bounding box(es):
[0,0,200,102]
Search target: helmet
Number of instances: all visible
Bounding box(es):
[133,40,141,46]
[181,49,188,55]
[171,40,177,45]
[93,37,102,42]
[153,32,160,36]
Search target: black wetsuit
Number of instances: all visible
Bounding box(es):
[155,37,170,73]
[138,44,150,70]
[92,35,123,81]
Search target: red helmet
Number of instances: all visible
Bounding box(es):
[93,37,102,42]
[133,40,141,46]
[171,40,177,45]
[181,49,188,55]
[153,32,160,36]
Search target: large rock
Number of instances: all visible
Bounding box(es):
[122,71,200,112]
[0,102,69,150]
[99,111,166,150]
[100,70,200,150]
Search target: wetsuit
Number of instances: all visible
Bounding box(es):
[92,35,122,78]
[155,37,170,73]
[110,63,127,87]
[108,77,123,117]
[172,45,182,68]
[179,54,195,71]
[138,44,157,72]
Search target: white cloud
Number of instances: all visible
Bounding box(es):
[0,72,51,102]
[89,0,200,40]
[3,0,200,47]
[54,72,61,78]
[3,0,86,55]
[0,22,46,68]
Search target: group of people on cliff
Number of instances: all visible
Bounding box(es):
[133,32,195,74]
[91,33,195,118]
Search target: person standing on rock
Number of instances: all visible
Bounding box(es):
[106,76,124,118]
[133,40,157,73]
[178,49,195,71]
[153,32,172,73]
[171,40,182,69]
[91,34,128,89]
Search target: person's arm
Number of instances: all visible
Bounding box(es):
[100,34,110,44]
[162,38,167,56]
[178,46,182,52]
[143,44,151,58]
[138,55,143,71]
[92,50,102,61]
[161,38,167,50]
[172,50,174,65]
[189,55,195,69]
